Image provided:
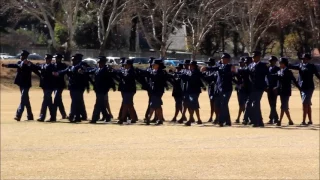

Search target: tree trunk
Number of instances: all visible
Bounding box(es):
[220,24,225,52]
[233,32,239,57]
[99,41,106,56]
[279,27,284,57]
[160,44,166,58]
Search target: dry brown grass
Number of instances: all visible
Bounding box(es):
[1,89,319,179]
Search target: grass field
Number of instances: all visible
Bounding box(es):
[1,87,319,179]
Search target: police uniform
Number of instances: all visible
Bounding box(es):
[266,56,280,124]
[56,54,89,122]
[116,59,137,124]
[180,61,205,126]
[35,54,57,122]
[234,57,250,123]
[144,57,156,120]
[289,54,320,106]
[115,58,138,121]
[53,54,68,119]
[206,53,233,126]
[177,59,191,124]
[275,58,300,126]
[167,64,184,121]
[88,56,116,123]
[247,51,269,127]
[242,57,253,125]
[289,53,320,125]
[2,50,41,121]
[203,58,217,122]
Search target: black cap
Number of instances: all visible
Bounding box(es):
[252,51,261,57]
[300,53,312,60]
[175,63,183,69]
[239,57,246,63]
[20,50,30,57]
[97,56,107,63]
[183,59,191,65]
[268,56,278,62]
[244,57,253,64]
[221,53,231,59]
[279,57,289,65]
[205,58,215,64]
[45,54,53,59]
[53,53,64,59]
[123,59,133,65]
[72,53,83,60]
[190,61,198,66]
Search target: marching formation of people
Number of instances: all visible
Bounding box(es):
[2,50,320,127]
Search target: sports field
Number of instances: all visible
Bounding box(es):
[1,88,319,179]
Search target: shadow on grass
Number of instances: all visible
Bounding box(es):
[9,119,320,131]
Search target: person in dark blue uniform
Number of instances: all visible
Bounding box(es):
[247,51,269,127]
[177,59,191,124]
[53,53,90,123]
[289,53,320,125]
[87,56,116,123]
[144,57,158,121]
[35,54,57,122]
[266,56,280,124]
[53,53,68,119]
[275,58,300,126]
[137,59,167,125]
[114,59,138,124]
[203,58,217,122]
[115,57,138,122]
[242,56,253,125]
[2,50,41,121]
[168,63,184,122]
[182,61,206,126]
[234,57,248,123]
[202,53,234,127]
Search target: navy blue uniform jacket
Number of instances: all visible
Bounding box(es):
[88,66,116,94]
[6,60,41,88]
[207,64,233,93]
[168,72,183,97]
[267,66,280,89]
[55,62,68,89]
[235,67,251,93]
[289,63,320,90]
[180,69,205,94]
[117,67,136,93]
[248,61,269,91]
[276,68,300,96]
[35,63,57,89]
[58,62,90,91]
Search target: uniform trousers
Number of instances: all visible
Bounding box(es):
[39,88,55,120]
[267,89,279,121]
[217,91,232,125]
[92,92,109,121]
[69,89,85,121]
[53,88,67,117]
[247,90,264,125]
[16,87,33,119]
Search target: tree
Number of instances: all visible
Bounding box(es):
[182,0,231,60]
[1,0,82,59]
[1,0,58,49]
[85,0,132,55]
[55,0,81,59]
[228,0,287,53]
[136,0,186,58]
